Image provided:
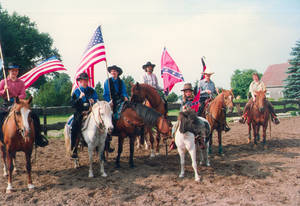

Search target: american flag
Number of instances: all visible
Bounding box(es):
[19,56,67,89]
[72,26,106,93]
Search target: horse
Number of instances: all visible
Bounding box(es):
[114,102,170,168]
[175,111,211,182]
[0,97,35,193]
[131,83,167,157]
[204,89,234,155]
[247,90,270,145]
[64,101,114,178]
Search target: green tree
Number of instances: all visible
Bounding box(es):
[95,81,104,100]
[34,73,72,106]
[122,75,135,97]
[284,40,300,99]
[0,4,59,88]
[166,92,178,103]
[230,69,262,99]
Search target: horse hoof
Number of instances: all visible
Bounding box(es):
[3,173,8,177]
[195,177,200,182]
[247,139,251,144]
[6,184,13,193]
[150,153,155,158]
[101,172,107,177]
[179,174,184,178]
[206,162,211,167]
[28,184,35,190]
[88,172,94,178]
[6,189,12,194]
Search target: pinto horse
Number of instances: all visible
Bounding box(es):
[247,90,270,145]
[114,102,170,168]
[64,101,114,177]
[204,89,234,155]
[131,83,167,157]
[0,97,35,193]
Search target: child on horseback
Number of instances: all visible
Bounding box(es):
[70,73,98,159]
[239,72,280,124]
[103,65,129,153]
[0,63,48,147]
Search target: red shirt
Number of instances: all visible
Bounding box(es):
[0,78,26,100]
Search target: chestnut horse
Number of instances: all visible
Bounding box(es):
[114,102,170,168]
[0,97,35,193]
[247,90,270,145]
[204,89,234,155]
[131,83,167,157]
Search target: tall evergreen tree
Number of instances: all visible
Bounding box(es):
[284,40,300,99]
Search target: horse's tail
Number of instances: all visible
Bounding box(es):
[64,124,71,157]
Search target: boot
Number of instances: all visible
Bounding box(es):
[239,116,246,124]
[272,115,280,125]
[70,147,78,159]
[35,134,49,147]
[224,123,231,132]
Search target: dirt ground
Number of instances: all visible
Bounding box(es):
[0,117,300,206]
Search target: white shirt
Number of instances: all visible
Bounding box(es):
[141,73,163,91]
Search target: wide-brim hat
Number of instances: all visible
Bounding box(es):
[76,72,89,81]
[181,83,193,91]
[108,65,123,76]
[202,67,214,75]
[7,63,21,70]
[142,61,155,70]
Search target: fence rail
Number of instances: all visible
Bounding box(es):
[33,99,300,135]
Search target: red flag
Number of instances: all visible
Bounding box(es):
[161,48,184,95]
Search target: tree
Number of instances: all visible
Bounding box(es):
[230,69,262,99]
[122,75,135,97]
[0,4,59,89]
[284,40,300,99]
[34,73,72,106]
[95,81,104,100]
[166,92,178,103]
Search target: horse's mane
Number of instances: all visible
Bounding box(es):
[125,102,162,126]
[179,110,205,135]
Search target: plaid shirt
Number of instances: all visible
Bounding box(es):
[0,78,26,102]
[141,73,163,91]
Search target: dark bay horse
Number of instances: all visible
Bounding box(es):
[114,102,170,168]
[0,97,35,193]
[204,89,234,155]
[131,83,167,157]
[247,90,270,145]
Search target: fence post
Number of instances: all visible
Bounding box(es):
[283,100,287,113]
[43,107,47,136]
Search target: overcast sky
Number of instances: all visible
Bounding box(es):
[2,0,300,93]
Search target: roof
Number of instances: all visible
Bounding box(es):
[261,62,291,87]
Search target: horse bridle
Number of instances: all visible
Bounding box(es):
[205,94,228,126]
[91,105,105,133]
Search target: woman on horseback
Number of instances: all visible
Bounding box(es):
[239,72,280,124]
[180,83,194,111]
[70,73,99,159]
[0,63,48,147]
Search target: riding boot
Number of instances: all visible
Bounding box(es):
[105,134,114,153]
[70,113,82,159]
[239,100,252,124]
[31,113,48,147]
[266,100,280,125]
[224,123,231,132]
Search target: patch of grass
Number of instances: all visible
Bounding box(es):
[39,114,70,124]
[168,109,179,117]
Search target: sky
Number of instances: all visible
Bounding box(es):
[1,0,300,93]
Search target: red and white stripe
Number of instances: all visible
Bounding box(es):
[20,59,67,89]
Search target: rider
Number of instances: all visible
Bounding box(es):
[239,72,280,124]
[180,83,194,111]
[141,61,163,91]
[0,63,48,147]
[198,68,230,132]
[103,65,129,152]
[70,73,98,159]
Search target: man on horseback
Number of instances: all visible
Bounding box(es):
[103,65,129,152]
[239,72,280,124]
[197,69,230,132]
[0,63,48,147]
[70,73,98,159]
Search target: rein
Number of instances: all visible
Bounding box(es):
[91,105,105,133]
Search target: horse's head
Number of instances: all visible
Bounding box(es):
[130,82,146,103]
[95,101,114,134]
[222,89,234,113]
[12,96,33,138]
[254,90,266,113]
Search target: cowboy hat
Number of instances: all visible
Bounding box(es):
[202,67,214,75]
[181,83,193,91]
[76,72,89,81]
[142,61,155,70]
[7,63,21,70]
[108,65,123,76]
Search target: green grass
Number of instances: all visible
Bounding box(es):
[39,114,70,124]
[168,109,179,116]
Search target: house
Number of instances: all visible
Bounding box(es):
[261,62,291,100]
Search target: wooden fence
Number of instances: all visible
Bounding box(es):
[33,99,300,135]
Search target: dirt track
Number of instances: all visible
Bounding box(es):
[0,117,300,206]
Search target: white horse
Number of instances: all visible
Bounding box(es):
[174,111,211,182]
[64,101,113,178]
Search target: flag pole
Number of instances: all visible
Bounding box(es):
[0,42,10,101]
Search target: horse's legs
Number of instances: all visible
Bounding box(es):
[187,141,200,182]
[178,147,185,178]
[99,140,107,177]
[6,150,14,193]
[155,132,161,156]
[13,158,17,173]
[217,129,223,155]
[253,123,258,145]
[208,132,213,155]
[25,151,34,189]
[1,145,7,177]
[200,140,210,167]
[262,123,267,145]
[116,135,124,168]
[149,128,155,158]
[129,136,135,168]
[248,123,252,144]
[88,145,94,178]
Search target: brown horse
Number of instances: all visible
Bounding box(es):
[204,89,234,155]
[247,90,270,145]
[114,102,170,168]
[131,83,168,157]
[0,97,35,193]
